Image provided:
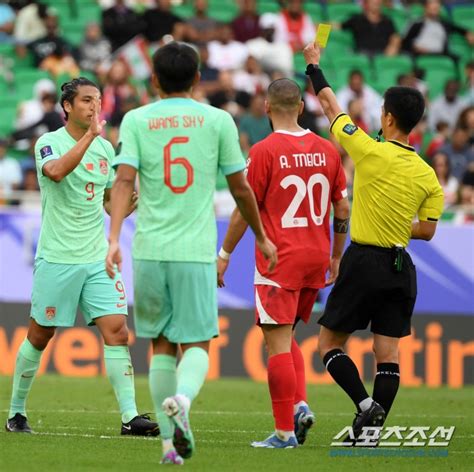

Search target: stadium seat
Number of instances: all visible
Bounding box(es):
[451,5,474,30]
[256,0,280,15]
[333,54,371,74]
[416,55,456,76]
[14,70,51,100]
[0,96,19,136]
[383,7,409,34]
[373,54,413,82]
[449,35,474,62]
[304,2,323,22]
[171,3,194,19]
[61,20,86,46]
[326,3,362,23]
[208,3,239,23]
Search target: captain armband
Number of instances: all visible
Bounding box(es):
[333,217,350,233]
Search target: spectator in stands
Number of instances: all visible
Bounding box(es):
[20,165,39,192]
[246,13,293,76]
[79,23,111,75]
[428,79,467,132]
[341,0,400,56]
[186,0,217,44]
[408,116,428,154]
[15,78,57,131]
[102,0,144,51]
[431,151,459,207]
[13,1,48,44]
[397,71,428,100]
[232,0,260,43]
[0,138,22,198]
[39,42,80,79]
[28,13,74,67]
[439,126,474,180]
[13,91,63,145]
[0,2,15,43]
[461,61,474,104]
[101,59,142,145]
[273,0,315,52]
[457,106,474,144]
[402,0,474,57]
[238,93,272,154]
[207,23,248,71]
[232,56,270,95]
[197,44,220,95]
[347,98,369,133]
[459,164,474,208]
[208,70,251,117]
[425,121,450,158]
[143,0,185,44]
[336,69,383,132]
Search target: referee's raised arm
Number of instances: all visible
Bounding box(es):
[303,42,377,164]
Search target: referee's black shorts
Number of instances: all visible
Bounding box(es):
[318,242,417,338]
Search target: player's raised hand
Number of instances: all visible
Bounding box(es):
[217,256,229,288]
[257,237,278,272]
[105,241,122,279]
[303,42,321,65]
[89,101,106,137]
[325,256,341,286]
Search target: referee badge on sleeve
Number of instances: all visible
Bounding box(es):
[343,124,358,135]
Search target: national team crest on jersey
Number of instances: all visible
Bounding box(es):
[99,159,108,175]
[45,306,56,320]
[85,163,94,171]
[40,145,53,159]
[342,124,358,135]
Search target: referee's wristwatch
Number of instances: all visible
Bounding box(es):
[305,63,320,75]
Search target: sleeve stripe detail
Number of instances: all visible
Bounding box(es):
[329,113,347,134]
[220,162,246,176]
[427,217,438,222]
[112,157,139,170]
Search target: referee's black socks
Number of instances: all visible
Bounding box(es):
[323,349,371,411]
[372,363,400,416]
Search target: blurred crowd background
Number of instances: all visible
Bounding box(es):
[0,0,473,221]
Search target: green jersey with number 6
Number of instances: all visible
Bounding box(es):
[34,127,115,264]
[114,98,245,263]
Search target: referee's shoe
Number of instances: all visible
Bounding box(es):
[346,401,386,446]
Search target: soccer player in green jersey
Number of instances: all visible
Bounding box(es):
[5,78,158,437]
[105,42,277,465]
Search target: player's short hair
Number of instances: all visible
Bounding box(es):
[152,42,199,93]
[383,86,425,135]
[267,78,301,112]
[60,77,99,121]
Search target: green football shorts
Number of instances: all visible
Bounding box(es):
[133,260,218,343]
[31,258,128,327]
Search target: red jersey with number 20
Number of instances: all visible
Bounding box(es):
[246,129,347,290]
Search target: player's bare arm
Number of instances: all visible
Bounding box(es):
[226,171,277,272]
[43,105,106,182]
[411,220,437,241]
[103,188,138,217]
[217,207,249,288]
[106,164,137,278]
[303,42,343,125]
[326,197,350,286]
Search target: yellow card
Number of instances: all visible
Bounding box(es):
[315,23,332,48]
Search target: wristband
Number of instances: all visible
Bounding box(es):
[305,64,331,95]
[218,247,231,260]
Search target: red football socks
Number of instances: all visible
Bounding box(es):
[291,338,307,404]
[267,352,296,431]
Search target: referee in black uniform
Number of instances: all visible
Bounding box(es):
[303,42,444,442]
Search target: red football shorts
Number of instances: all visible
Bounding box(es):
[255,285,319,325]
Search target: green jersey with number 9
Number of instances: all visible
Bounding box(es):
[114,98,245,263]
[34,127,115,263]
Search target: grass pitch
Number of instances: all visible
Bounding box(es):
[0,375,472,471]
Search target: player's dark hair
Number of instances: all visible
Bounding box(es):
[152,42,199,93]
[383,86,425,135]
[60,77,99,121]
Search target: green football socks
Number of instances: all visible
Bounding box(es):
[149,354,177,440]
[176,347,209,405]
[8,338,42,418]
[103,345,138,424]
